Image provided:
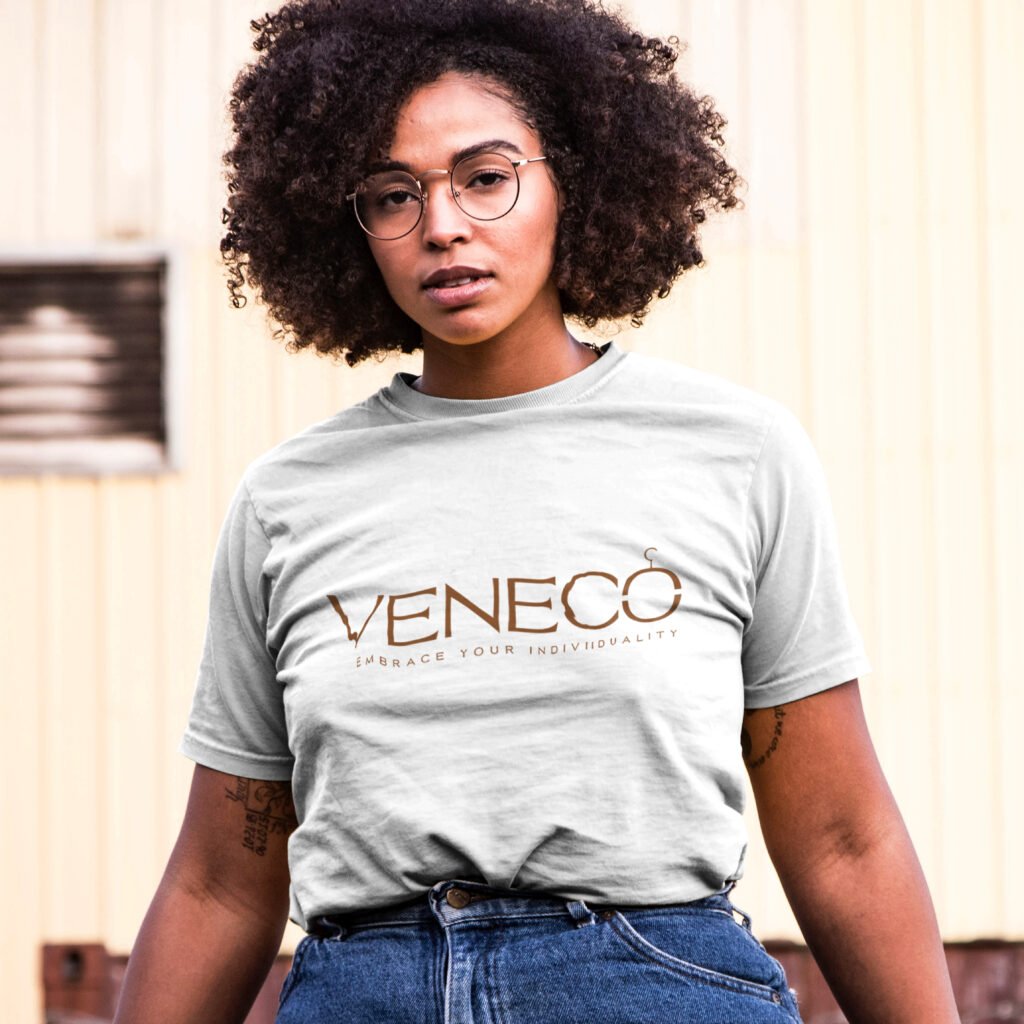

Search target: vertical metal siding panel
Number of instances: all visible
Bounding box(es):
[862,0,944,937]
[97,0,156,239]
[801,0,873,595]
[644,0,778,940]
[212,3,280,502]
[154,0,214,245]
[212,222,280,495]
[152,0,219,953]
[277,324,346,447]
[209,3,265,659]
[35,0,103,954]
[96,0,164,952]
[102,475,166,950]
[0,6,44,1023]
[0,494,45,1024]
[0,0,41,240]
[165,249,218,871]
[806,0,874,682]
[670,1,749,383]
[608,0,694,368]
[40,473,104,937]
[921,0,998,938]
[741,0,808,942]
[746,0,805,416]
[981,0,1024,940]
[213,0,309,956]
[39,0,97,240]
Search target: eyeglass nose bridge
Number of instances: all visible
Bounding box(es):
[416,168,455,182]
[379,168,473,235]
[414,168,465,207]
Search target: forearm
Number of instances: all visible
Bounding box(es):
[113,872,288,1024]
[778,820,959,1024]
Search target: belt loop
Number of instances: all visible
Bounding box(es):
[309,914,348,941]
[565,897,599,928]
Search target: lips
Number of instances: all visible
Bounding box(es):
[422,274,494,307]
[430,275,486,289]
[421,265,492,289]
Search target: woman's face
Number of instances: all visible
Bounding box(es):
[364,72,563,349]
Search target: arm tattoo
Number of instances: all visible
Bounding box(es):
[742,707,787,771]
[224,777,297,856]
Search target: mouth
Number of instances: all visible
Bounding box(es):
[422,273,495,307]
[432,275,482,287]
[421,271,493,289]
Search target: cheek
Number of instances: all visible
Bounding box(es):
[369,245,416,294]
[503,203,559,274]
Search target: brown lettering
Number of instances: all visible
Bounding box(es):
[562,571,619,630]
[444,579,501,636]
[621,566,682,623]
[507,577,558,633]
[387,587,438,645]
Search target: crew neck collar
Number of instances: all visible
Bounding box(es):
[378,340,627,421]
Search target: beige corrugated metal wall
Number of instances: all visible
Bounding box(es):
[2,0,1020,1019]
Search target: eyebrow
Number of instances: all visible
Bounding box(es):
[369,138,526,174]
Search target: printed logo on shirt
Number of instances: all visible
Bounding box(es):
[324,547,682,667]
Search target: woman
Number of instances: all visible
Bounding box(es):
[114,1,960,1022]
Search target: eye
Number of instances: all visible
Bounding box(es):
[465,168,513,189]
[454,152,517,192]
[373,184,420,209]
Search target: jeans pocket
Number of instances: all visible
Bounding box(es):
[277,934,313,1011]
[604,907,788,1007]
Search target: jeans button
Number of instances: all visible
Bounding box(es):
[446,887,472,908]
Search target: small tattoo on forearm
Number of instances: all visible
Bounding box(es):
[224,777,297,856]
[743,707,787,770]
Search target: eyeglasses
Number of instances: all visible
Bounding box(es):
[345,151,549,240]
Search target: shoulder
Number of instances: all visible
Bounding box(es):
[611,346,791,442]
[229,391,386,523]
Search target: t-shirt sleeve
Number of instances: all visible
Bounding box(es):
[741,405,872,708]
[178,474,295,780]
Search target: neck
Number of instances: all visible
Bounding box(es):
[411,329,602,400]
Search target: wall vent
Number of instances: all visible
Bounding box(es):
[0,247,184,476]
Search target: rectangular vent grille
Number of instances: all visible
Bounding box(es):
[0,255,173,475]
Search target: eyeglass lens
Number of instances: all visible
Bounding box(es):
[354,152,521,239]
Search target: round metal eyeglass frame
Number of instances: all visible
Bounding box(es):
[345,153,549,240]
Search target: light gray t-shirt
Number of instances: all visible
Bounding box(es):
[179,339,871,931]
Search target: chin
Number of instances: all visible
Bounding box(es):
[423,315,512,347]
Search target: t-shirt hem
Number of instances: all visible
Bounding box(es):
[178,733,294,781]
[294,875,738,922]
[743,651,872,709]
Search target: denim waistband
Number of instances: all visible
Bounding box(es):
[306,877,739,939]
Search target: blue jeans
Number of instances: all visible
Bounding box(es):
[275,877,804,1023]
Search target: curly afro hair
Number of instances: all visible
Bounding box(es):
[220,0,745,367]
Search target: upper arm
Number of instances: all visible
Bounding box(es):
[741,679,904,882]
[165,763,298,926]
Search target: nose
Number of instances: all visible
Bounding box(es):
[418,176,473,247]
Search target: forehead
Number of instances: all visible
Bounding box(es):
[385,73,537,165]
